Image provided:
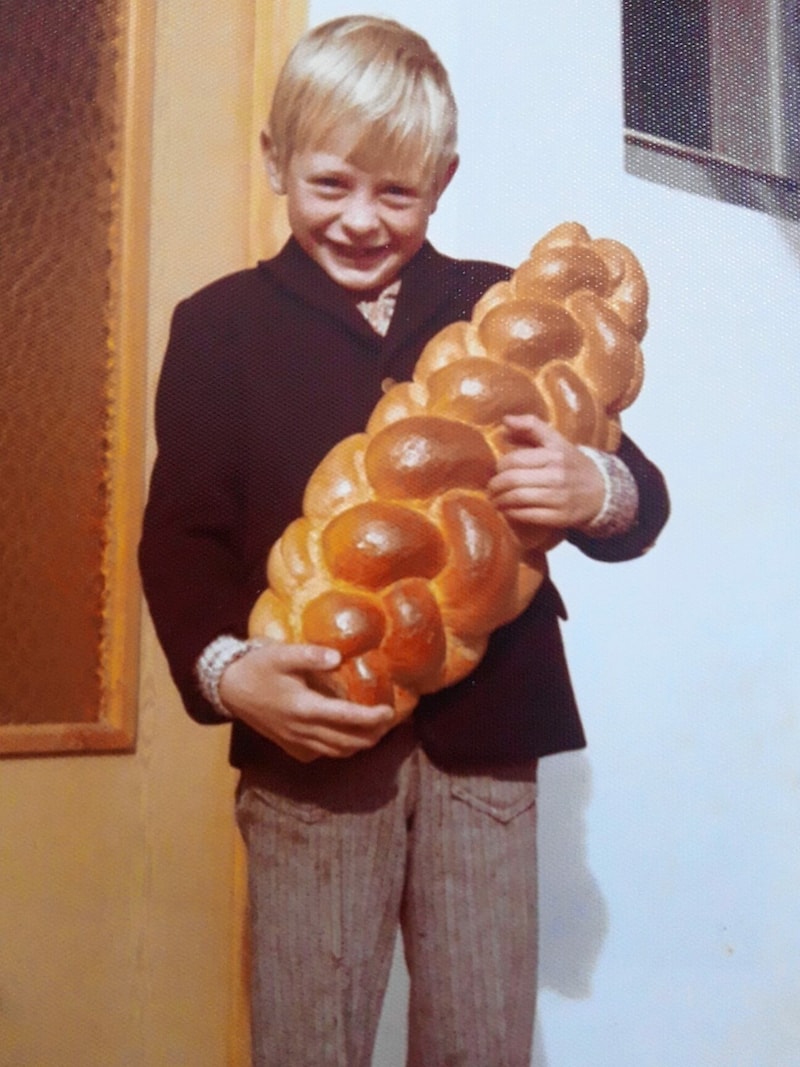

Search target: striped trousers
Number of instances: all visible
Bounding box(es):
[235,722,538,1067]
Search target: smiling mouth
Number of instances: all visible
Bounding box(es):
[329,242,390,263]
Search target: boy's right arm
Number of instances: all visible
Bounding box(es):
[139,297,393,757]
[139,297,255,725]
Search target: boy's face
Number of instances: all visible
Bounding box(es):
[266,135,457,294]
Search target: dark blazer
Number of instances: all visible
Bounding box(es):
[139,239,669,770]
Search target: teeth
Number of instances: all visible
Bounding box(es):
[332,244,385,258]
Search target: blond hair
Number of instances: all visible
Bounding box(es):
[267,16,458,191]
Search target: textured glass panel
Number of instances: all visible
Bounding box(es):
[0,2,118,726]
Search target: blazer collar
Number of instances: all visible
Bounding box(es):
[258,238,468,357]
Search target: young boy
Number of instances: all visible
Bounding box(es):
[139,15,669,1066]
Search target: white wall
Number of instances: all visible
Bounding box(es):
[307,3,800,1065]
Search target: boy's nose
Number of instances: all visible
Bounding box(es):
[340,195,381,237]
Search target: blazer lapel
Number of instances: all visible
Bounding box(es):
[259,238,474,366]
[259,238,383,349]
[382,242,466,357]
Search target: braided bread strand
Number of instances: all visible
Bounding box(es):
[248,222,649,718]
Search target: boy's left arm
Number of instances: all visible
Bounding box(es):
[488,413,669,562]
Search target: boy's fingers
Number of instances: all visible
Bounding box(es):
[255,640,342,673]
[249,642,395,721]
[302,696,395,726]
[285,720,389,762]
[501,412,559,448]
[286,700,397,760]
[492,450,552,479]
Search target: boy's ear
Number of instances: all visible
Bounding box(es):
[260,130,285,195]
[432,155,459,211]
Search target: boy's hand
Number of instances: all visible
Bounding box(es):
[218,641,396,762]
[488,414,605,535]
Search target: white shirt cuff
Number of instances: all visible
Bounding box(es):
[195,635,260,719]
[576,447,639,537]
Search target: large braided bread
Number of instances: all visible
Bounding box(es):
[248,222,648,718]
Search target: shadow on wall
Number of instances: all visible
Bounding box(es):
[532,750,609,1067]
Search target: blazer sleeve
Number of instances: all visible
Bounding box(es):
[138,297,259,724]
[565,433,670,562]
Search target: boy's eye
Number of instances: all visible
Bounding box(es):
[311,175,347,192]
[381,185,419,204]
